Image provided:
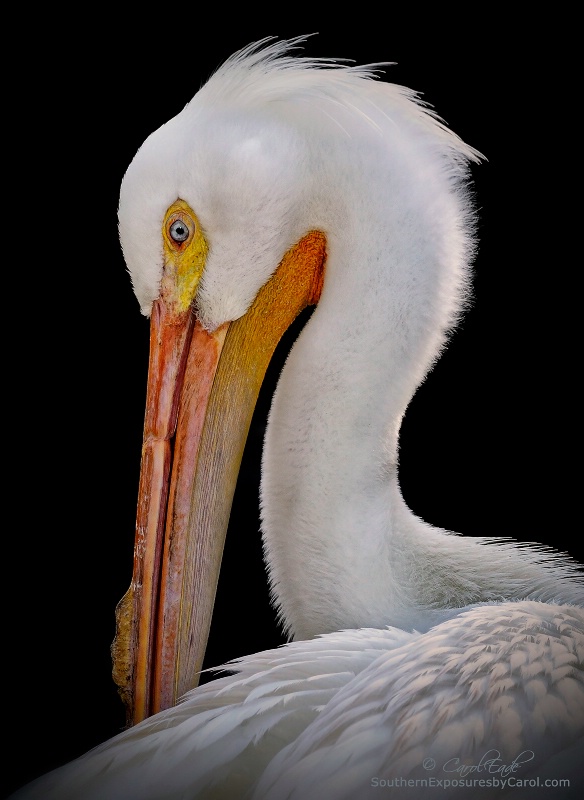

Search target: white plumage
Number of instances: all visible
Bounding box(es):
[14,37,584,799]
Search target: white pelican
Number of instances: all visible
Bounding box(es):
[13,37,584,799]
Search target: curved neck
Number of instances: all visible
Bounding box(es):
[260,154,467,638]
[258,107,471,635]
[259,136,583,640]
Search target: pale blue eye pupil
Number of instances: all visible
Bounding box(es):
[170,220,190,242]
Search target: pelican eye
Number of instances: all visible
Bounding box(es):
[169,218,192,243]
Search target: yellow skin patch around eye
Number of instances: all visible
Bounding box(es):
[161,200,208,315]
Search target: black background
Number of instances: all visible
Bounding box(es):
[6,14,580,797]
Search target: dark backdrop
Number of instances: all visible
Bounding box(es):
[6,16,579,797]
